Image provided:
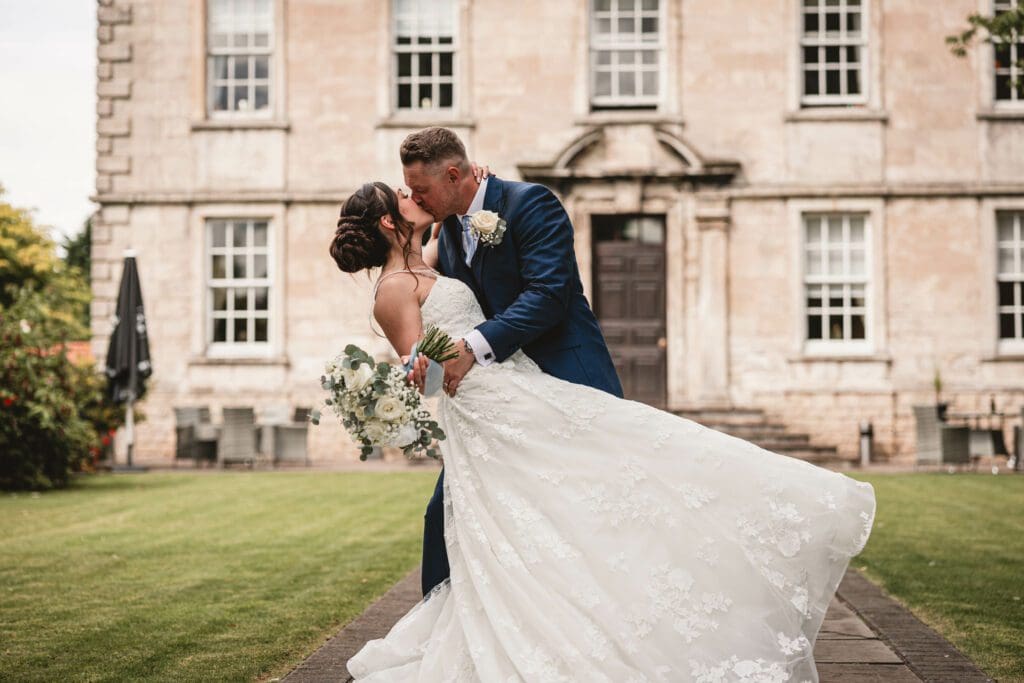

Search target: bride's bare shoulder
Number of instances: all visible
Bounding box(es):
[373,271,435,313]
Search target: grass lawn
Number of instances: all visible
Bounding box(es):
[846,471,1024,682]
[0,470,438,683]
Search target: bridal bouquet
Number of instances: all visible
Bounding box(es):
[311,325,457,460]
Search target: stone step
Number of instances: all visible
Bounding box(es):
[674,411,768,427]
[709,425,810,442]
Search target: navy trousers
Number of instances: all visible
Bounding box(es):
[421,467,450,596]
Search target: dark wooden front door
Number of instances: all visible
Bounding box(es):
[592,215,667,407]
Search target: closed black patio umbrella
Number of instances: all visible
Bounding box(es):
[104,249,152,470]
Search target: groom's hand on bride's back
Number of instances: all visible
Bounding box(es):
[443,339,475,397]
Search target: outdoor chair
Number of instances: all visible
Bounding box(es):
[173,406,217,467]
[913,405,970,467]
[272,406,312,467]
[218,407,259,468]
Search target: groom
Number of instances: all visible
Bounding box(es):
[401,127,623,597]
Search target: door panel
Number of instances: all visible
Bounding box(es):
[593,215,667,407]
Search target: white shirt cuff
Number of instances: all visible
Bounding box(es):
[464,329,496,366]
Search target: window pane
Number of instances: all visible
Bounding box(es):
[254,86,268,110]
[851,314,866,339]
[828,249,843,274]
[806,217,821,242]
[803,12,819,34]
[213,287,228,311]
[999,247,1016,273]
[996,74,1012,101]
[997,212,1015,242]
[804,70,819,95]
[641,17,658,34]
[254,56,269,79]
[807,315,823,339]
[850,285,865,307]
[641,50,657,65]
[213,56,229,79]
[618,17,635,34]
[234,58,249,80]
[619,71,636,96]
[597,50,612,66]
[212,255,226,279]
[233,86,250,111]
[826,69,841,94]
[827,217,843,242]
[213,85,229,111]
[254,287,269,310]
[253,221,268,246]
[595,70,612,96]
[234,288,248,311]
[828,314,844,339]
[641,0,658,9]
[807,285,823,308]
[1000,313,1016,338]
[848,69,861,95]
[233,254,247,279]
[255,317,268,342]
[232,222,248,246]
[825,46,840,64]
[846,11,861,34]
[825,12,840,32]
[998,281,1016,306]
[398,53,411,77]
[214,318,227,342]
[398,83,412,108]
[234,318,248,343]
[211,221,227,247]
[418,83,433,108]
[807,248,822,275]
[850,248,865,275]
[642,70,658,95]
[849,216,865,243]
[254,254,268,279]
[418,53,432,77]
[439,83,453,107]
[803,46,819,65]
[439,52,453,76]
[254,32,269,48]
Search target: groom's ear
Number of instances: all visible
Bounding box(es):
[445,165,460,184]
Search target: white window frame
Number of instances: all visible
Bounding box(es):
[589,0,665,109]
[993,0,1024,105]
[799,0,869,107]
[392,0,458,113]
[206,0,275,120]
[997,210,1024,347]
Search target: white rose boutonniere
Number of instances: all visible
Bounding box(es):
[469,210,507,247]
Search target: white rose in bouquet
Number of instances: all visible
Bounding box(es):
[375,395,407,422]
[342,363,375,391]
[362,419,391,445]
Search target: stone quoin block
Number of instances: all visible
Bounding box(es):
[97,156,131,174]
[97,117,131,137]
[98,43,132,62]
[97,79,131,99]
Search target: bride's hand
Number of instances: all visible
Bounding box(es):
[470,162,490,183]
[404,352,429,394]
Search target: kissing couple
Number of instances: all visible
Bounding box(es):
[329,126,876,682]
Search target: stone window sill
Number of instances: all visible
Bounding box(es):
[785,108,889,124]
[376,115,476,129]
[189,355,290,367]
[787,352,892,364]
[191,119,291,131]
[977,108,1024,121]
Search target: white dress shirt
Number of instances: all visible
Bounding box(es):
[456,177,496,366]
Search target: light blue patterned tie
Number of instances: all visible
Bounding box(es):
[460,214,477,265]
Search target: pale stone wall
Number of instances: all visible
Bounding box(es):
[94,0,1024,465]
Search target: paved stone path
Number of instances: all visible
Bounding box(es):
[279,567,992,682]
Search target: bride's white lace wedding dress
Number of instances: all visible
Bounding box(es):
[347,274,876,683]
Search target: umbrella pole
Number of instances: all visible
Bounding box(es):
[125,399,135,467]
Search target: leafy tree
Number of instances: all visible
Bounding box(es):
[0,191,90,340]
[0,190,120,490]
[60,216,92,333]
[947,6,1024,94]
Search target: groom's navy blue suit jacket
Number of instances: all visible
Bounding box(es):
[436,175,623,398]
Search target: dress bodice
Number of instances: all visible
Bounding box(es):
[420,275,489,340]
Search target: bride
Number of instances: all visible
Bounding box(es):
[329,181,876,682]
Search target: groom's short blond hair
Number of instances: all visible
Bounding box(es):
[400,127,469,172]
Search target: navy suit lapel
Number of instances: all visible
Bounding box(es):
[441,214,486,303]
[471,176,506,282]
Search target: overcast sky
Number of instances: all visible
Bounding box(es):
[0,1,96,246]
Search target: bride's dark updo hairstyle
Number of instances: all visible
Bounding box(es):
[330,181,416,274]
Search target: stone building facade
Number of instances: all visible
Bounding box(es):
[91,0,1024,465]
